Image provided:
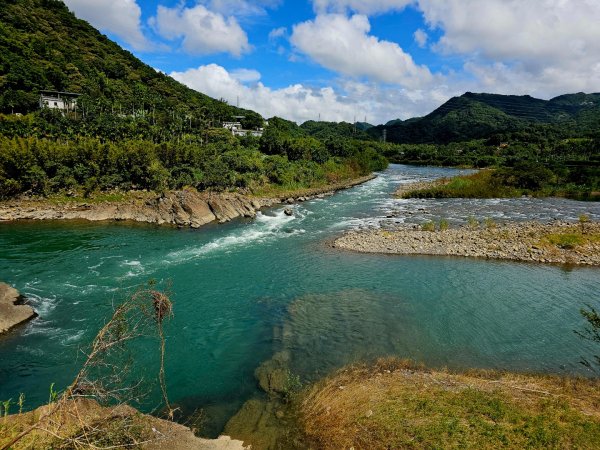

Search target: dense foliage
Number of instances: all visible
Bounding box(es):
[0,0,259,128]
[369,92,600,145]
[0,0,388,199]
[0,130,387,199]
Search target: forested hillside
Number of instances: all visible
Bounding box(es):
[370,92,600,144]
[0,0,388,199]
[0,0,261,129]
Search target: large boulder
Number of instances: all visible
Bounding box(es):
[0,282,37,334]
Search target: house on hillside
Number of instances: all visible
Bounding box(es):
[39,91,81,113]
[222,119,264,137]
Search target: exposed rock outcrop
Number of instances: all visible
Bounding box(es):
[0,191,277,228]
[0,175,376,229]
[0,282,37,334]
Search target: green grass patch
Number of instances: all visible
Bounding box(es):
[542,232,600,250]
[298,360,600,450]
[403,169,599,200]
[403,170,521,199]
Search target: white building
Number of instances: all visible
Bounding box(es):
[39,91,81,113]
[222,121,264,137]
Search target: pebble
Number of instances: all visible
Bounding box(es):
[334,221,600,266]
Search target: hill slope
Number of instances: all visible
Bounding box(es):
[0,0,261,125]
[371,92,600,144]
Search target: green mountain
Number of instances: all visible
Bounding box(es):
[300,120,373,141]
[371,92,600,144]
[0,0,262,126]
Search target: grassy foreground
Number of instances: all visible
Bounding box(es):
[402,170,599,201]
[295,359,600,450]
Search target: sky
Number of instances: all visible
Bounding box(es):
[62,0,600,125]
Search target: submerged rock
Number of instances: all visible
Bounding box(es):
[284,208,294,217]
[0,282,37,335]
[254,351,291,396]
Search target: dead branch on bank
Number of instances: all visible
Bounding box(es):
[1,283,174,450]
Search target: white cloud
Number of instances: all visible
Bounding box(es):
[64,0,150,50]
[201,0,281,18]
[170,64,449,124]
[230,68,262,83]
[312,0,413,15]
[152,4,251,56]
[413,28,427,48]
[417,0,600,96]
[269,27,287,41]
[290,14,433,88]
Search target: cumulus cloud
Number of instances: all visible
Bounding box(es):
[312,0,413,15]
[230,68,262,83]
[170,64,449,124]
[417,0,600,96]
[199,0,281,18]
[269,27,287,41]
[291,14,433,88]
[413,28,427,48]
[151,4,251,56]
[64,0,150,50]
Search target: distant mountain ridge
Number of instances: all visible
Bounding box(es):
[370,92,600,144]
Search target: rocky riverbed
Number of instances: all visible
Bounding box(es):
[334,221,600,266]
[0,176,374,228]
[0,282,37,334]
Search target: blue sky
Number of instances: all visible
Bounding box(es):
[63,0,600,124]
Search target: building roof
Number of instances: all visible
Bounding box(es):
[39,90,82,97]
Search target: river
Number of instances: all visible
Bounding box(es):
[1,164,599,435]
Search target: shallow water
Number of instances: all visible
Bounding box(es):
[0,165,598,435]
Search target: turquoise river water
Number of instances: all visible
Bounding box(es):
[1,164,599,435]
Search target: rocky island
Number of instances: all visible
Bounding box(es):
[334,221,600,266]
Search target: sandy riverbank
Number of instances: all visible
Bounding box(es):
[334,221,600,266]
[0,175,375,228]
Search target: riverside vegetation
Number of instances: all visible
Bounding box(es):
[2,1,600,448]
[0,0,387,204]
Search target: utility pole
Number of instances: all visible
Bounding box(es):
[383,129,387,143]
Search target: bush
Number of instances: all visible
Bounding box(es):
[421,221,436,232]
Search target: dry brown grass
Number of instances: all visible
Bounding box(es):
[298,359,600,449]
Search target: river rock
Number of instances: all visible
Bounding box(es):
[0,174,376,229]
[284,208,294,216]
[0,282,37,334]
[254,351,290,396]
[334,221,600,266]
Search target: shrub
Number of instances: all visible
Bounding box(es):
[546,233,584,249]
[484,218,497,229]
[467,216,479,229]
[421,221,436,232]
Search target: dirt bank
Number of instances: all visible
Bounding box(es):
[0,398,248,450]
[298,359,600,449]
